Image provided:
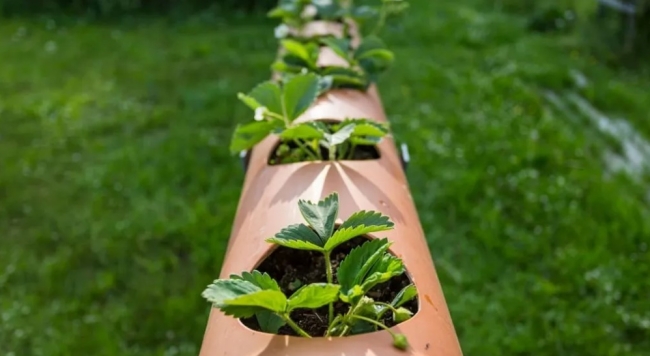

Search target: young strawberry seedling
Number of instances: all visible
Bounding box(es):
[273,35,394,90]
[231,72,390,164]
[202,192,418,351]
[269,0,410,40]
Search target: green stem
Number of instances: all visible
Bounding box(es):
[294,139,319,161]
[347,142,357,160]
[373,301,400,326]
[349,315,396,337]
[324,250,334,323]
[267,111,286,122]
[329,144,336,161]
[325,315,343,337]
[316,140,324,160]
[283,315,311,338]
[338,325,350,337]
[339,142,349,160]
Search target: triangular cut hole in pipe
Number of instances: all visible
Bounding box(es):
[241,234,419,337]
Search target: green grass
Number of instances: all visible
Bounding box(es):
[1,0,649,355]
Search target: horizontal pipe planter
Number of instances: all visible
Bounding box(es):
[200,82,462,356]
[201,151,462,356]
[200,3,462,355]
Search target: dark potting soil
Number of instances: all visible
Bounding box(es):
[268,142,380,165]
[240,236,419,337]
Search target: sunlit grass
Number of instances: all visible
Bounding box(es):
[1,0,649,355]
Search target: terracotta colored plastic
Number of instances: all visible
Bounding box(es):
[199,20,463,356]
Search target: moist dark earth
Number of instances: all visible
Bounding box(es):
[241,236,419,337]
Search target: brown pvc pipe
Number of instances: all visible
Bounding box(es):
[199,20,463,356]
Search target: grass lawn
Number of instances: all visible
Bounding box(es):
[1,0,649,355]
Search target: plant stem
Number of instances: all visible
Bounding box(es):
[329,144,336,161]
[347,142,357,160]
[325,315,343,337]
[373,301,400,326]
[283,315,311,338]
[349,315,396,336]
[267,111,286,122]
[339,142,349,159]
[316,141,324,160]
[294,139,319,161]
[324,251,335,323]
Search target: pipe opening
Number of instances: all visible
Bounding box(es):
[240,232,419,337]
[267,119,383,165]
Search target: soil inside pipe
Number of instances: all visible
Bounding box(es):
[241,236,419,336]
[269,142,379,165]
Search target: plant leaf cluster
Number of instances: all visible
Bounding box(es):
[269,0,410,38]
[273,35,394,90]
[202,193,417,350]
[229,0,402,162]
[230,73,390,162]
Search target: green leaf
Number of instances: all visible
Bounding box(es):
[321,66,363,77]
[323,210,394,251]
[281,39,315,65]
[287,283,340,311]
[340,210,394,230]
[278,53,313,70]
[391,284,418,308]
[313,0,343,19]
[237,93,262,111]
[330,75,368,90]
[347,119,389,137]
[354,36,387,59]
[336,238,391,294]
[354,36,395,81]
[267,0,300,19]
[358,55,394,77]
[349,296,383,333]
[280,122,324,140]
[339,284,364,303]
[350,136,381,146]
[320,37,351,62]
[266,223,325,251]
[231,271,281,292]
[325,123,355,147]
[360,253,405,292]
[255,310,286,334]
[393,307,413,323]
[241,81,283,116]
[202,279,261,306]
[297,193,339,242]
[220,290,288,317]
[354,296,384,318]
[356,48,395,63]
[282,73,320,121]
[229,119,284,154]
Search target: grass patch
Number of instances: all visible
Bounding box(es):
[1,0,649,355]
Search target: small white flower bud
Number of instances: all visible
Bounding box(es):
[255,107,267,121]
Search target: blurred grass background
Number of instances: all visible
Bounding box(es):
[1,0,650,355]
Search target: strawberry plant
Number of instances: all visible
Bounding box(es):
[273,35,395,89]
[270,0,410,40]
[202,192,418,350]
[231,72,390,164]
